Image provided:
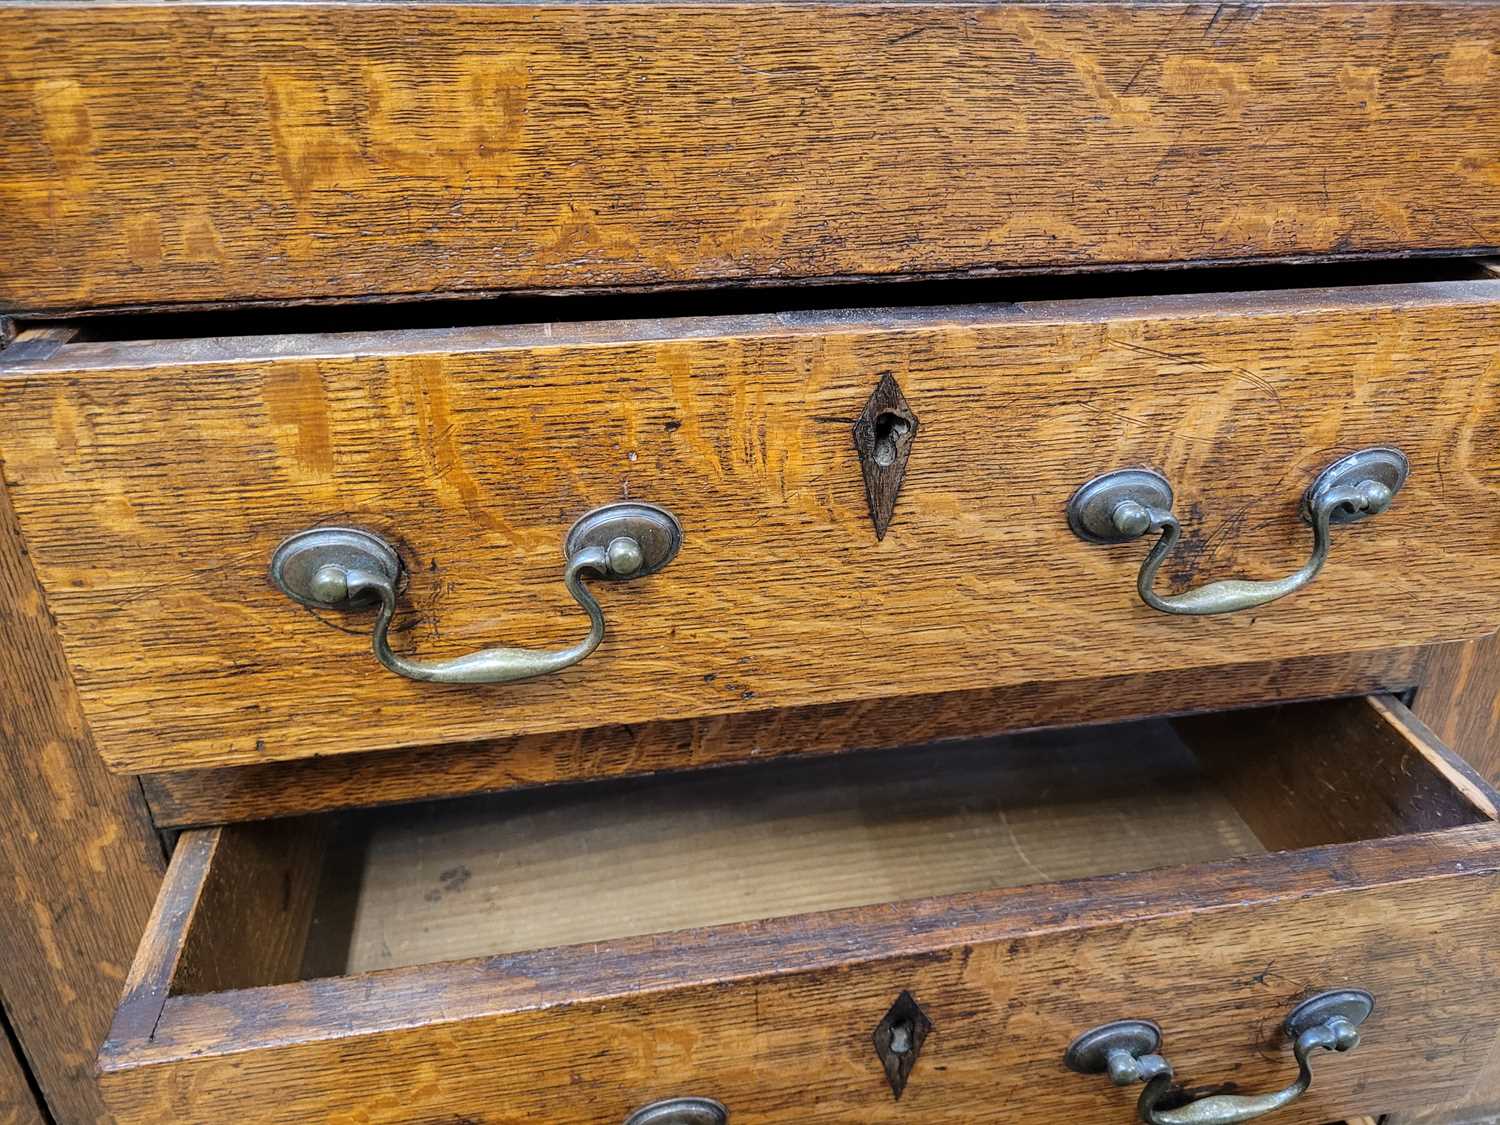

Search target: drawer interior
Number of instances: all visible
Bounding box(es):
[310,720,1263,976]
[154,694,1494,995]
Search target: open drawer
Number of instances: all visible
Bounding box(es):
[101,695,1500,1124]
[8,279,1500,778]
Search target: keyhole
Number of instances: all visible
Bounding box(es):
[872,411,912,467]
[888,1019,914,1055]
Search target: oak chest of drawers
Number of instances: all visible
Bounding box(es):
[3,3,1500,1123]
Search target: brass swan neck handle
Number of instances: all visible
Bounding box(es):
[269,502,681,686]
[1067,447,1408,617]
[1066,990,1373,1125]
[341,543,613,684]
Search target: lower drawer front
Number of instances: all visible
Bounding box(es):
[101,696,1500,1124]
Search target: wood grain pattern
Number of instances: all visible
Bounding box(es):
[0,1023,43,1125]
[6,283,1500,774]
[108,818,326,1052]
[1369,693,1500,820]
[141,647,1429,826]
[1412,635,1500,784]
[1177,695,1498,850]
[1382,638,1500,1125]
[100,826,1500,1123]
[316,719,1266,973]
[170,819,325,996]
[3,2,1500,313]
[105,832,218,1050]
[0,476,165,1122]
[98,694,1500,1121]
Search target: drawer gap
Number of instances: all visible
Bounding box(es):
[4,256,1491,355]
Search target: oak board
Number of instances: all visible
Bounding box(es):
[142,647,1428,826]
[3,2,1500,313]
[0,1026,42,1125]
[6,282,1500,773]
[319,719,1265,973]
[0,475,165,1121]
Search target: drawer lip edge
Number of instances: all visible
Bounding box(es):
[11,277,1500,379]
[99,817,1500,1073]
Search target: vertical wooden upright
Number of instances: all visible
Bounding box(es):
[0,478,165,1123]
[1389,633,1500,1124]
[0,1017,44,1125]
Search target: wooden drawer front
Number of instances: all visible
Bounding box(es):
[100,697,1500,1123]
[4,4,1500,314]
[5,283,1500,774]
[6,282,1500,773]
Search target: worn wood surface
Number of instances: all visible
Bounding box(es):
[1177,695,1497,850]
[107,818,326,1054]
[100,695,1500,1121]
[1412,635,1500,784]
[3,2,1500,314]
[0,1024,43,1125]
[0,327,77,366]
[171,819,325,996]
[1382,637,1500,1125]
[312,720,1263,973]
[5,283,1500,774]
[101,821,1500,1123]
[104,833,218,1051]
[143,651,1428,828]
[142,647,1428,826]
[0,476,165,1121]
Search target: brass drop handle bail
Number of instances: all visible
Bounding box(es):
[1065,990,1373,1125]
[1066,447,1408,616]
[269,502,682,685]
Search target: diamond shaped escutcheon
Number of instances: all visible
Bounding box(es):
[852,373,919,540]
[872,990,933,1100]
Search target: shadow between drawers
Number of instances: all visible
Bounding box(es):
[141,648,1432,828]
